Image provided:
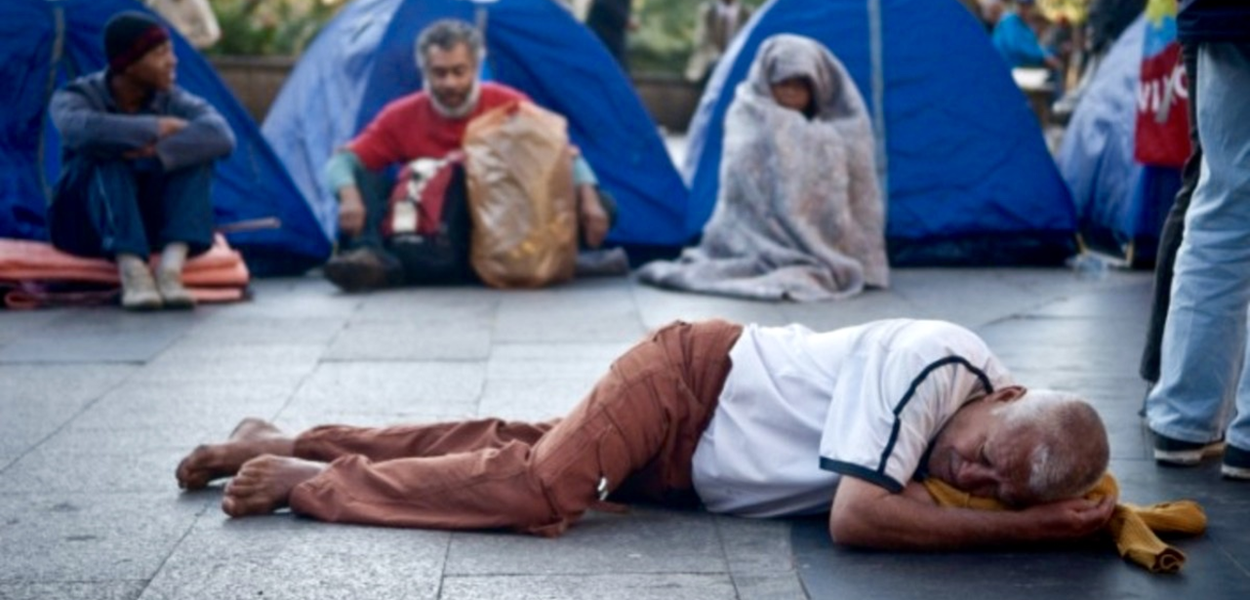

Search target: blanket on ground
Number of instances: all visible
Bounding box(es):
[638,34,888,301]
[0,234,250,308]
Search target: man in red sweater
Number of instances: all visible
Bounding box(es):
[322,19,612,291]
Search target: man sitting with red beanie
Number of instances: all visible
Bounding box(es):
[48,11,235,310]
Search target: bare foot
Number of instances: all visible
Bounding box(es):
[221,455,326,517]
[176,418,295,490]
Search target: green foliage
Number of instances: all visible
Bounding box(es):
[629,0,766,74]
[208,0,344,56]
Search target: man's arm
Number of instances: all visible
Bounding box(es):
[154,90,236,171]
[828,476,1115,551]
[50,87,162,154]
[324,150,367,237]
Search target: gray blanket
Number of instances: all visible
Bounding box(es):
[638,34,888,301]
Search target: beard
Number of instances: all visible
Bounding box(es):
[426,79,482,119]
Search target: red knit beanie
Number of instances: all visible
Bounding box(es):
[104,12,170,73]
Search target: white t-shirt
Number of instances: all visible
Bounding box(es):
[691,319,1012,517]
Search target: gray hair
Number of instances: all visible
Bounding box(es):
[993,389,1109,504]
[415,19,486,71]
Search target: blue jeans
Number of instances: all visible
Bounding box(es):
[1147,42,1250,451]
[49,156,215,260]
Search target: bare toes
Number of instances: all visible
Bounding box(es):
[176,445,215,490]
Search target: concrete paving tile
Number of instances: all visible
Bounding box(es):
[131,343,323,384]
[0,309,203,364]
[64,380,295,446]
[730,572,807,600]
[324,321,492,361]
[0,580,147,600]
[0,309,61,347]
[476,378,594,421]
[779,290,919,331]
[791,515,1248,600]
[486,342,628,381]
[0,446,185,494]
[0,364,137,454]
[446,508,725,576]
[438,573,737,600]
[0,493,204,581]
[888,270,1058,324]
[631,283,790,330]
[212,278,362,320]
[1100,414,1154,461]
[139,517,447,600]
[284,361,484,416]
[494,286,645,343]
[1025,282,1154,319]
[351,286,500,323]
[180,316,346,345]
[714,515,795,575]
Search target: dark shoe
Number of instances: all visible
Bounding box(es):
[323,248,400,292]
[1222,445,1250,480]
[1153,431,1225,466]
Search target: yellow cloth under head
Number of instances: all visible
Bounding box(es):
[923,473,1206,574]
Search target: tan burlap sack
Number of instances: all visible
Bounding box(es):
[463,102,577,289]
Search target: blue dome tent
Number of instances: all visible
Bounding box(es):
[685,0,1079,265]
[262,0,690,249]
[1057,15,1179,267]
[0,0,331,275]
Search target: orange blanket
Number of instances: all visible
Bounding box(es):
[0,235,249,308]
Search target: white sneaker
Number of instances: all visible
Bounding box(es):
[118,256,162,311]
[156,268,196,309]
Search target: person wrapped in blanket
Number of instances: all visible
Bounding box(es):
[638,34,889,302]
[321,19,616,292]
[47,11,235,311]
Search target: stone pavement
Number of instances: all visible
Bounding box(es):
[1,266,1247,599]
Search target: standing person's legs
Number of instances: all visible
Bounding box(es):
[1147,42,1250,467]
[1141,41,1202,384]
[230,320,741,536]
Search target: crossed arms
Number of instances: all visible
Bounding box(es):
[50,85,234,170]
[828,476,1116,550]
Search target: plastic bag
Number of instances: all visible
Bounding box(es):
[463,102,577,289]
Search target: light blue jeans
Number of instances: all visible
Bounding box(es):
[1147,42,1250,451]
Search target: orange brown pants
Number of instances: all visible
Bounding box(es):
[288,320,743,537]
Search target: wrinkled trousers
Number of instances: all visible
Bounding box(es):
[49,156,214,260]
[288,320,743,537]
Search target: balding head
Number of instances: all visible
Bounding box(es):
[993,389,1109,503]
[927,386,1109,506]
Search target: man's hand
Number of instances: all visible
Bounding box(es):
[1014,493,1117,542]
[829,476,1115,551]
[157,117,189,139]
[577,184,609,249]
[123,143,158,160]
[337,185,367,237]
